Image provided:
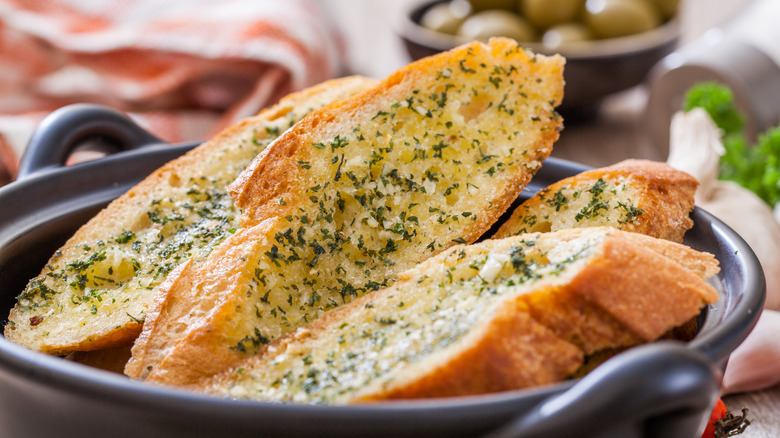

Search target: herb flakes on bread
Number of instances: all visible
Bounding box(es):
[199,228,718,404]
[126,37,565,385]
[5,76,378,355]
[494,159,698,242]
[491,159,701,354]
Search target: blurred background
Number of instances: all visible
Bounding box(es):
[325,0,769,168]
[0,0,348,186]
[325,0,750,78]
[0,0,766,187]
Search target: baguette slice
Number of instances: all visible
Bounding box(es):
[5,76,378,355]
[493,159,698,242]
[199,227,719,404]
[65,344,134,374]
[126,38,565,385]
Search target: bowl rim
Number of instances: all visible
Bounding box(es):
[0,134,764,437]
[0,150,761,403]
[395,0,681,59]
[0,147,575,401]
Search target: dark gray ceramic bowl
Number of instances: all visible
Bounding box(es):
[396,0,680,116]
[0,105,765,438]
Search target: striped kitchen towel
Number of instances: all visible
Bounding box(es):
[0,0,346,186]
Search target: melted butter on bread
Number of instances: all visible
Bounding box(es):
[5,76,378,354]
[199,228,718,404]
[494,159,698,242]
[127,38,565,385]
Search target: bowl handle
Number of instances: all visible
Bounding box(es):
[483,342,720,438]
[16,104,163,179]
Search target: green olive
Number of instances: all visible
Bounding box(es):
[420,3,468,34]
[648,0,679,19]
[457,10,537,42]
[519,0,584,30]
[584,0,661,39]
[467,0,518,12]
[542,23,593,48]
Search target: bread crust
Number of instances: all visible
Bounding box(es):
[65,343,134,374]
[522,231,718,354]
[199,228,719,404]
[125,218,281,383]
[230,38,564,236]
[5,76,378,354]
[494,159,698,242]
[129,38,565,386]
[354,301,584,401]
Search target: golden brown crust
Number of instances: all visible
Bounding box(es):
[356,302,583,401]
[125,218,281,384]
[230,37,563,232]
[130,38,565,387]
[5,76,378,355]
[527,231,718,354]
[520,284,643,355]
[199,228,719,404]
[67,75,379,252]
[65,343,134,374]
[494,159,698,242]
[618,230,721,282]
[488,160,704,355]
[123,259,194,380]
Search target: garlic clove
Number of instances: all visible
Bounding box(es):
[722,309,780,395]
[666,108,725,203]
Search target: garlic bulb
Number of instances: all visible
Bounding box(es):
[666,108,724,204]
[668,109,780,395]
[721,309,780,394]
[667,108,780,310]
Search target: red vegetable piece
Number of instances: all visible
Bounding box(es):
[701,398,728,438]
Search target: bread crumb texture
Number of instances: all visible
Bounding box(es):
[226,38,564,352]
[494,159,698,243]
[5,76,378,354]
[200,228,718,405]
[127,38,565,385]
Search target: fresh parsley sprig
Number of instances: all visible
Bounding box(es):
[682,82,780,206]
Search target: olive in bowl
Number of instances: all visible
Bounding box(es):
[397,0,680,115]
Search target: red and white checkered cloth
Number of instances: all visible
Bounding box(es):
[0,0,346,185]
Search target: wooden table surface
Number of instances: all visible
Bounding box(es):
[324,0,780,435]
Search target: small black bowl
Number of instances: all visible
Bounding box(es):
[0,105,765,438]
[396,0,680,116]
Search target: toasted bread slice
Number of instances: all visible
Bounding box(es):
[5,76,378,355]
[199,228,718,404]
[65,344,134,374]
[126,38,565,385]
[493,159,698,242]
